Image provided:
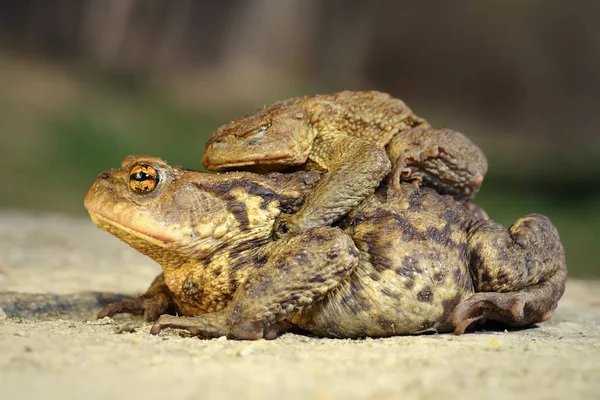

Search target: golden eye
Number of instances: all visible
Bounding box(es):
[129,164,159,193]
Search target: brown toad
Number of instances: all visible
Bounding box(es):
[85,156,565,339]
[202,91,488,235]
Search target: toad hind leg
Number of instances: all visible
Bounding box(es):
[151,227,359,339]
[453,214,567,334]
[386,127,487,201]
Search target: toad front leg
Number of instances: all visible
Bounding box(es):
[275,136,391,235]
[98,274,177,321]
[150,227,359,339]
[453,214,567,334]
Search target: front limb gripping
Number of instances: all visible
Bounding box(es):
[275,137,390,236]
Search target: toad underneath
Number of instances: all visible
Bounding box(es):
[84,156,566,339]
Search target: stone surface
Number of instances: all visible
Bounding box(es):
[1,210,599,400]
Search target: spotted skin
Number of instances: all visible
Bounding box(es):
[85,156,566,339]
[292,184,476,337]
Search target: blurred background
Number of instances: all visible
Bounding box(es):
[0,0,598,276]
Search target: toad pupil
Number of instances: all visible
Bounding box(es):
[132,171,152,181]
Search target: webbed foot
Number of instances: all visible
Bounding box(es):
[452,292,527,335]
[390,164,422,191]
[150,314,226,338]
[452,283,561,335]
[97,274,176,321]
[98,295,174,321]
[149,312,282,340]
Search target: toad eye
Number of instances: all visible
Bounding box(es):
[129,164,159,193]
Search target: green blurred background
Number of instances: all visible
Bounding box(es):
[0,1,598,276]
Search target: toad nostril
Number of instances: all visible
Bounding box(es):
[99,171,111,180]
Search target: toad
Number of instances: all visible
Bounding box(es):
[202,91,488,235]
[85,156,566,339]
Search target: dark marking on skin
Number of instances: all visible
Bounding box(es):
[295,251,308,265]
[246,275,273,298]
[469,243,486,284]
[228,249,269,282]
[289,292,301,302]
[433,271,445,283]
[191,173,319,214]
[365,244,394,272]
[302,231,329,245]
[425,224,456,248]
[347,210,369,226]
[353,292,373,313]
[193,179,275,201]
[362,231,377,251]
[378,315,398,331]
[400,256,422,273]
[457,242,468,260]
[339,286,357,310]
[440,209,463,225]
[439,292,462,323]
[394,216,423,242]
[498,248,510,262]
[381,286,395,298]
[202,253,213,267]
[353,208,426,243]
[348,245,359,258]
[369,271,382,282]
[417,287,433,303]
[310,274,327,283]
[418,319,435,331]
[520,218,532,231]
[228,201,249,229]
[408,189,427,210]
[514,234,528,248]
[480,269,493,287]
[339,280,372,313]
[326,250,339,260]
[183,275,203,300]
[361,230,394,273]
[396,256,422,289]
[274,257,292,273]
[350,279,364,297]
[229,276,239,294]
[496,270,509,285]
[453,267,463,286]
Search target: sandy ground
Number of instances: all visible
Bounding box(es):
[1,210,599,400]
